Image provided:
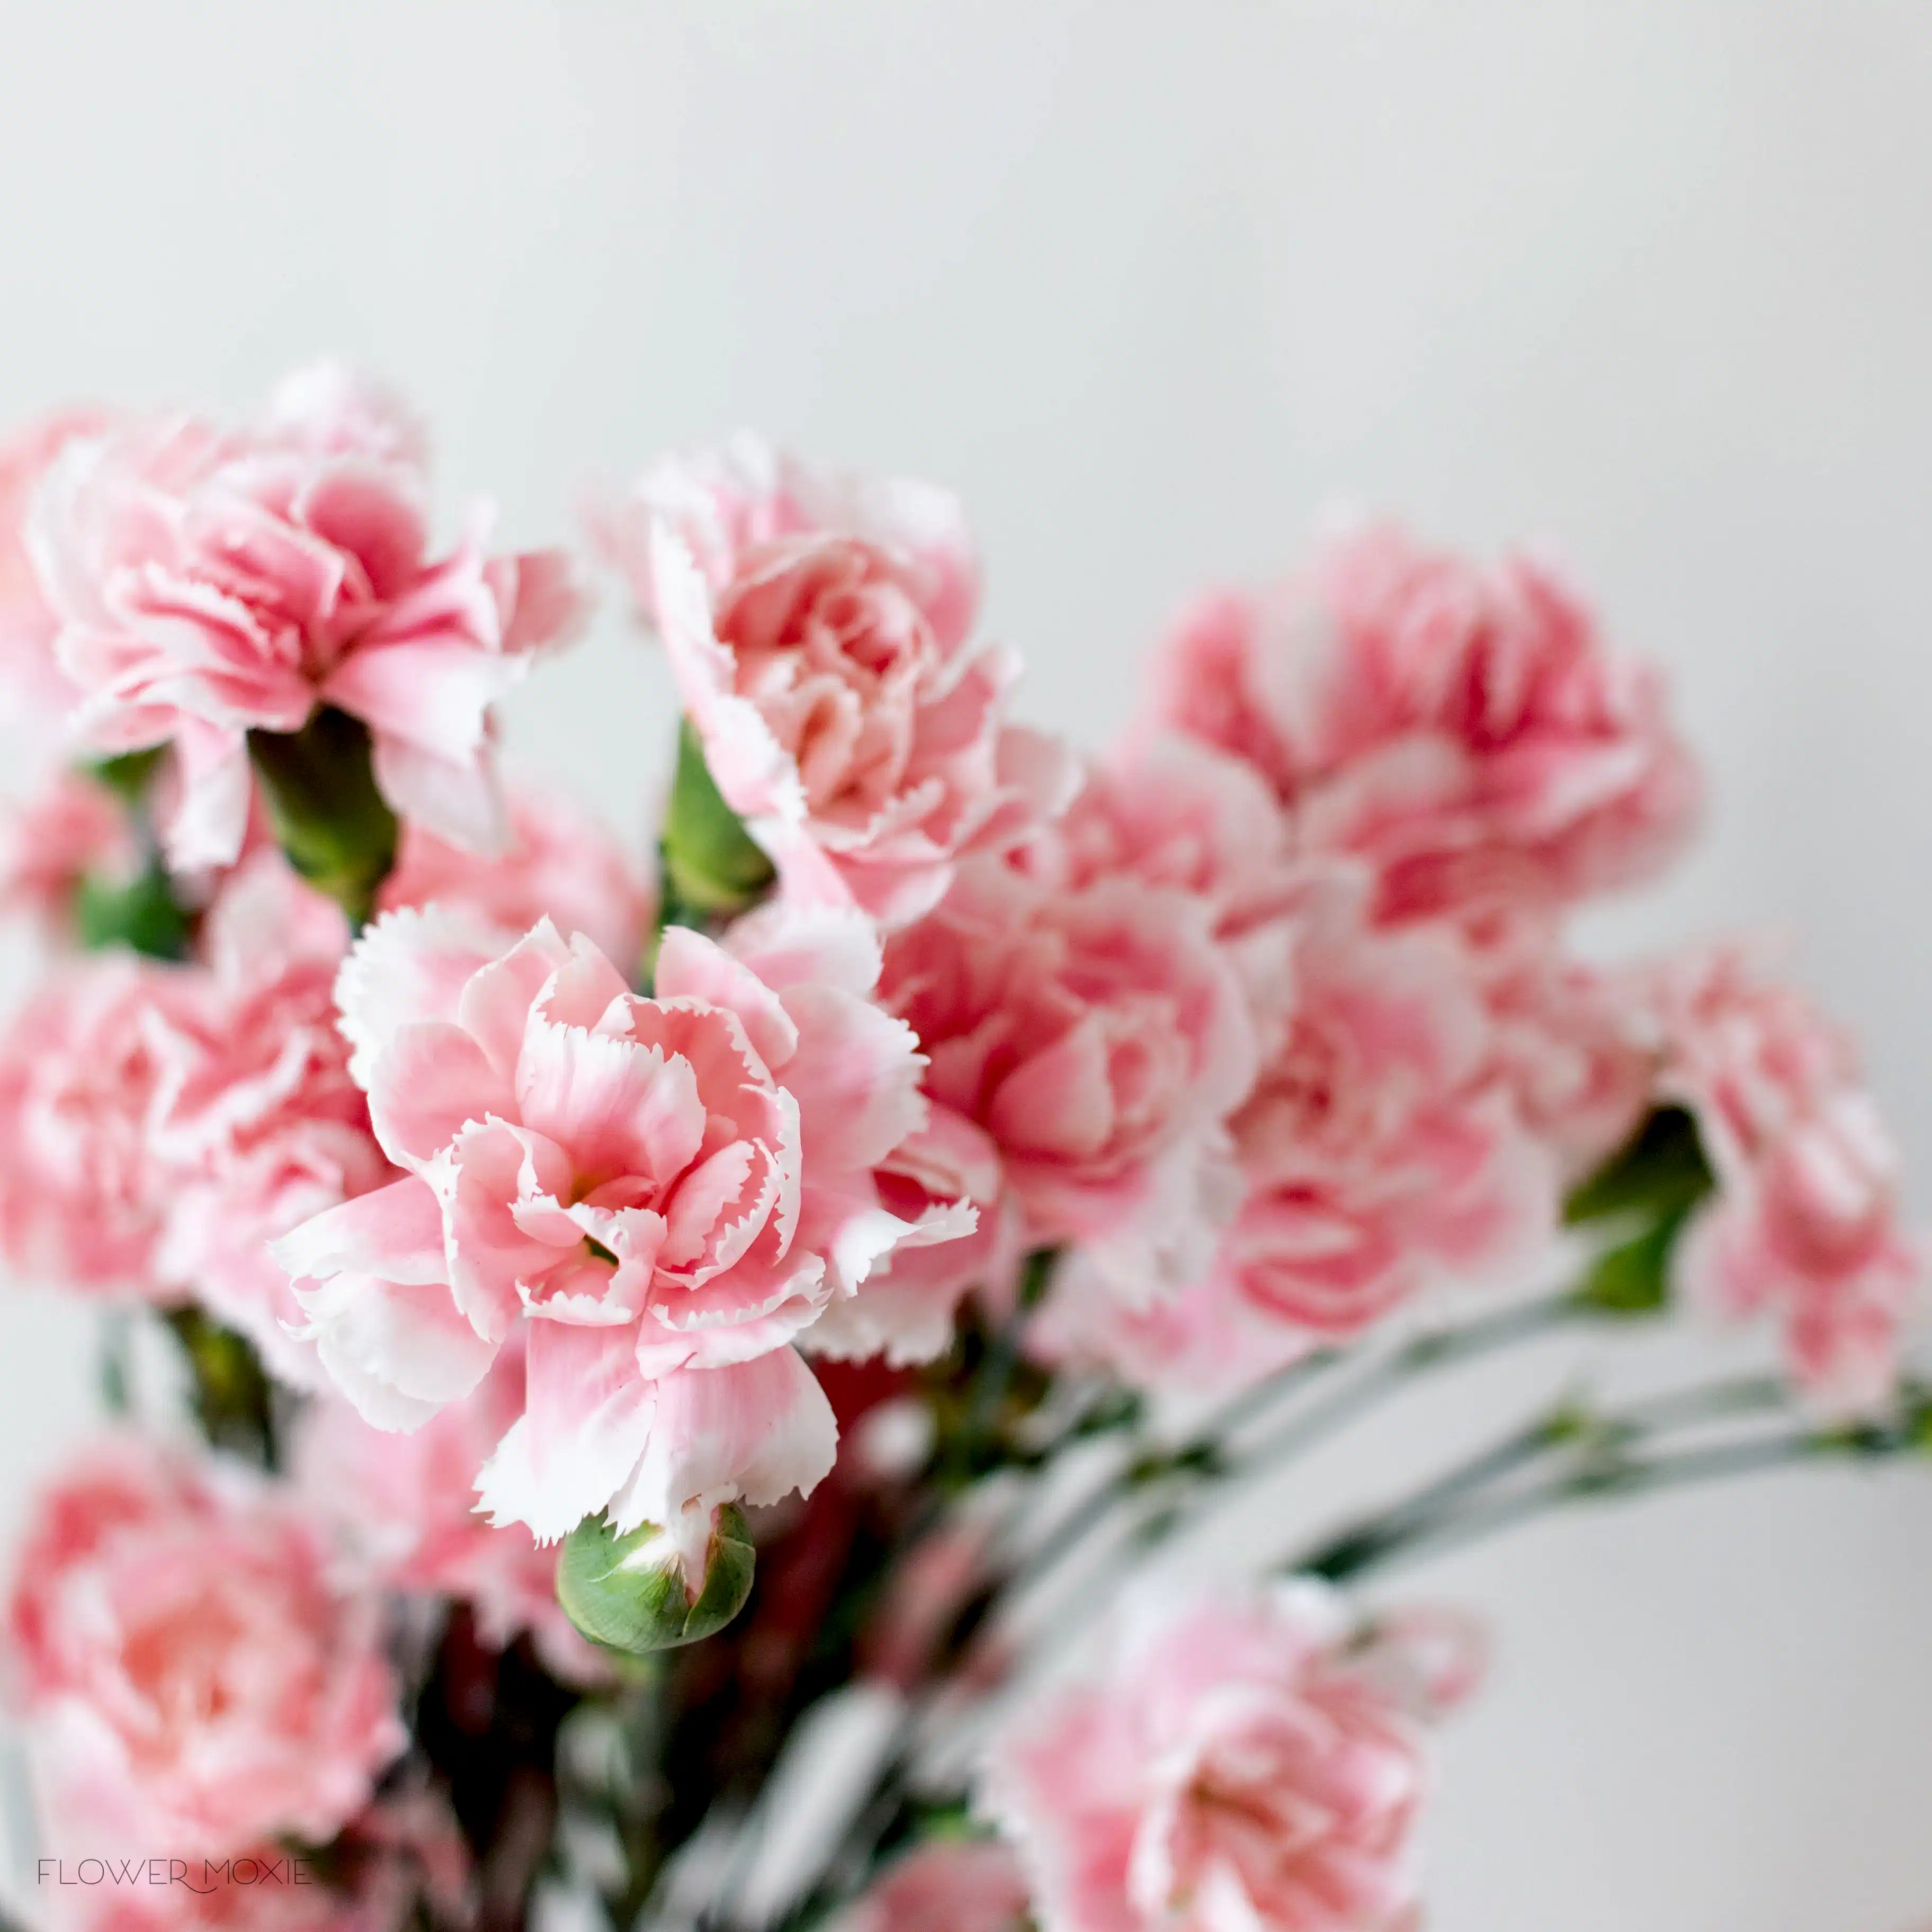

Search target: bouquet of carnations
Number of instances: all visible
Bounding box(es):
[0,368,1920,1932]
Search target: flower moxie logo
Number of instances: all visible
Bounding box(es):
[38,1856,318,1894]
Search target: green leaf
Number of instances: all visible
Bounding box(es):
[557,1504,756,1654]
[74,861,191,960]
[1564,1105,1715,1227]
[660,718,775,923]
[247,709,399,929]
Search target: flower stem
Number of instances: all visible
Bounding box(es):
[1288,1380,1927,1584]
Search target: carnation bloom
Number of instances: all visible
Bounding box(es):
[27,363,583,869]
[0,408,111,722]
[275,900,971,1550]
[0,852,395,1372]
[292,1345,605,1683]
[611,436,1074,926]
[1012,735,1301,1056]
[980,1581,1474,1932]
[1146,522,1698,926]
[1482,947,1652,1184]
[1035,869,1554,1395]
[139,860,393,1379]
[1646,945,1921,1414]
[832,1841,1033,1932]
[6,1439,404,1859]
[879,850,1258,1302]
[378,781,652,971]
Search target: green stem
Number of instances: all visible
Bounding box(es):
[1001,1287,1587,1605]
[1231,1289,1585,1477]
[1289,1380,1924,1584]
[1318,1433,1829,1582]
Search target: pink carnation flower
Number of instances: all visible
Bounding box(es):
[833,1842,1033,1932]
[1012,735,1301,1056]
[1035,870,1555,1396]
[28,364,583,869]
[1647,945,1921,1414]
[1483,947,1652,1184]
[879,851,1259,1302]
[612,437,1074,926]
[292,1344,606,1683]
[0,408,112,723]
[275,900,971,1551]
[1147,523,1698,926]
[378,781,652,972]
[6,1438,404,1860]
[0,856,395,1370]
[980,1581,1474,1932]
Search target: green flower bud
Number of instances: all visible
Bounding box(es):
[557,1503,756,1654]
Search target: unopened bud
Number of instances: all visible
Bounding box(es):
[557,1502,756,1654]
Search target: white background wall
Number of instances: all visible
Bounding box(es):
[0,4,1928,1925]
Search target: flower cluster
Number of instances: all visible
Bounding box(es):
[0,379,1919,1932]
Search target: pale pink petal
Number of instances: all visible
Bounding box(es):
[335,903,515,1086]
[366,1019,504,1171]
[270,1176,447,1287]
[606,1347,837,1538]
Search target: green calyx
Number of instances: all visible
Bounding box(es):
[659,719,775,925]
[557,1503,756,1654]
[247,708,399,929]
[1564,1105,1717,1318]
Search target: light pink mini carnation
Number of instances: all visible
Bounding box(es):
[378,781,652,971]
[292,1344,604,1684]
[140,860,393,1380]
[613,437,1074,926]
[275,901,971,1550]
[1647,945,1921,1414]
[0,766,138,937]
[832,1841,1033,1932]
[0,855,395,1362]
[1483,948,1652,1184]
[980,1581,1473,1932]
[879,851,1259,1303]
[1036,869,1554,1394]
[1147,523,1698,926]
[1012,735,1301,1056]
[7,1438,404,1860]
[0,408,112,723]
[28,364,583,869]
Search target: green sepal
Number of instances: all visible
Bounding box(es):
[557,1502,756,1654]
[1564,1105,1714,1227]
[1575,1204,1695,1317]
[1565,1106,1719,1319]
[660,718,775,923]
[247,708,399,929]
